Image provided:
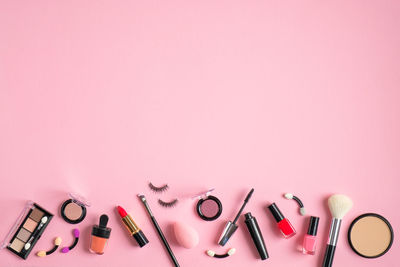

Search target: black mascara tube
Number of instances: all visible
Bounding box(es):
[244,212,269,260]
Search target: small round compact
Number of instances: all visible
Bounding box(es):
[348,213,394,258]
[60,193,91,224]
[192,189,222,221]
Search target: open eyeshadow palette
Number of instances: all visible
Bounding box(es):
[1,201,53,259]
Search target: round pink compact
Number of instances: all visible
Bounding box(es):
[193,189,223,221]
[173,222,199,249]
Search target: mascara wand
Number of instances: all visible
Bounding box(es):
[218,188,254,246]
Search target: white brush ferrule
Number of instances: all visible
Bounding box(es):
[327,218,342,246]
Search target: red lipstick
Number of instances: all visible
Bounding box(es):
[117,205,148,247]
[117,206,128,217]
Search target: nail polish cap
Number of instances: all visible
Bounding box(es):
[307,216,320,236]
[92,214,111,238]
[268,203,285,222]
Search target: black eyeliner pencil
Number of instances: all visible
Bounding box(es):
[137,194,180,267]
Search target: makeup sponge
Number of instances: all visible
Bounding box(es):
[173,222,199,249]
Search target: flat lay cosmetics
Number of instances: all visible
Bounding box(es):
[61,229,80,253]
[244,212,269,260]
[218,188,254,246]
[138,194,180,267]
[302,216,319,255]
[90,214,112,255]
[117,205,148,247]
[37,237,62,257]
[268,202,296,238]
[1,201,53,259]
[206,248,236,258]
[173,221,199,249]
[348,213,393,258]
[60,193,91,224]
[192,188,223,221]
[284,193,306,216]
[322,194,353,267]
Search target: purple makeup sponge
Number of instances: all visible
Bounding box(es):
[73,228,80,238]
[173,221,199,249]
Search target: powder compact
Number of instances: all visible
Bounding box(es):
[348,213,394,258]
[60,193,91,224]
[1,201,53,259]
[192,188,222,221]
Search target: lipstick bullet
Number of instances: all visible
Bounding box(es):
[117,206,148,247]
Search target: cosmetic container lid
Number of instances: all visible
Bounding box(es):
[192,188,215,200]
[307,216,320,236]
[68,192,91,207]
[268,203,285,222]
[92,215,111,239]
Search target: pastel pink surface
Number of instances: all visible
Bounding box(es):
[0,1,399,267]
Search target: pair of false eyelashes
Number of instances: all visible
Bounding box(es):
[148,182,179,208]
[37,229,80,257]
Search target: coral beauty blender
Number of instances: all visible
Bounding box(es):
[173,221,199,249]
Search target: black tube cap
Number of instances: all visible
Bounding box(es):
[307,216,320,236]
[133,230,149,247]
[244,212,269,260]
[268,203,285,223]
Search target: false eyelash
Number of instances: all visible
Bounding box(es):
[158,198,178,208]
[148,182,169,193]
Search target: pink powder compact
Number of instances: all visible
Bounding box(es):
[193,189,222,221]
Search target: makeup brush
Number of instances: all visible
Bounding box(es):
[322,194,353,267]
[138,194,180,267]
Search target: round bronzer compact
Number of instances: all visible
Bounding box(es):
[192,189,222,221]
[60,193,91,224]
[348,213,394,258]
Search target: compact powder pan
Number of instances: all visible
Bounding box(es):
[60,193,91,224]
[193,189,222,221]
[348,213,394,258]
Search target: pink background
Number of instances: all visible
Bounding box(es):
[0,0,399,266]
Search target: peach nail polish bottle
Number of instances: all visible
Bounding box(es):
[90,214,111,255]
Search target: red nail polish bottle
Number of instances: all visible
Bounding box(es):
[268,203,296,238]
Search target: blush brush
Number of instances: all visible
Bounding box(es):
[322,194,353,267]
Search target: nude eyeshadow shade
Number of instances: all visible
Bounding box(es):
[1,201,53,259]
[348,213,394,258]
[60,193,91,224]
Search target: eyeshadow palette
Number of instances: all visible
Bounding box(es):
[1,201,53,259]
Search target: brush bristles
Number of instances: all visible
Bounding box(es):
[328,194,353,219]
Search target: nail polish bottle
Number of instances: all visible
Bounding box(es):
[302,216,319,255]
[90,214,111,255]
[268,203,296,238]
